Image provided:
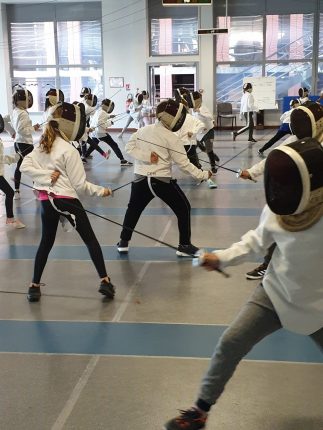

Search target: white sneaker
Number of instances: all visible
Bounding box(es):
[6,219,26,229]
[13,191,20,200]
[207,178,218,189]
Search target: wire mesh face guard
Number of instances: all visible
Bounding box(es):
[45,89,64,109]
[13,89,33,109]
[47,102,86,141]
[298,87,309,98]
[101,99,115,113]
[189,91,202,109]
[264,138,323,215]
[80,87,91,98]
[290,102,323,139]
[0,114,4,133]
[85,94,98,107]
[156,99,187,132]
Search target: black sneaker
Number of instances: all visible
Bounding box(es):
[248,138,257,143]
[98,279,115,299]
[246,263,268,280]
[213,152,220,162]
[176,244,200,257]
[164,408,207,430]
[117,240,129,254]
[232,132,237,141]
[211,167,218,175]
[27,285,42,302]
[257,149,265,158]
[120,160,133,166]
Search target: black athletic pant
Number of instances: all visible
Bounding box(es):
[259,129,290,153]
[0,176,14,218]
[87,135,124,160]
[198,128,219,168]
[236,112,254,140]
[120,177,191,245]
[14,142,33,190]
[84,136,105,157]
[33,199,107,283]
[184,145,201,169]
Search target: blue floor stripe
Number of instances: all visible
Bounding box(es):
[15,206,262,217]
[0,321,321,363]
[0,245,204,261]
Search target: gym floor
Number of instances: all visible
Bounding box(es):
[0,129,322,430]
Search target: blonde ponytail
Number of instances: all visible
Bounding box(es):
[39,121,58,154]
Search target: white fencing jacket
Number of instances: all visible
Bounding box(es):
[11,107,34,145]
[175,113,206,146]
[0,138,19,176]
[90,108,113,139]
[240,92,257,114]
[215,205,323,335]
[126,122,208,181]
[21,136,105,198]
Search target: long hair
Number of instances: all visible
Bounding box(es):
[39,106,62,154]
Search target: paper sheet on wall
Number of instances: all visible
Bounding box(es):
[243,77,277,110]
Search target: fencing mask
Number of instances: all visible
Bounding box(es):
[264,138,323,231]
[85,94,98,108]
[290,101,323,140]
[174,87,190,107]
[13,89,33,109]
[101,99,115,113]
[0,114,4,134]
[80,87,91,98]
[47,102,86,141]
[156,99,187,132]
[189,91,203,109]
[45,88,64,110]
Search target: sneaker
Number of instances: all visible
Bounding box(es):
[103,149,111,159]
[248,138,257,143]
[257,149,265,158]
[232,132,237,141]
[98,279,116,299]
[245,263,268,280]
[117,240,129,254]
[176,244,200,257]
[120,160,133,166]
[207,178,217,189]
[13,190,20,200]
[81,156,87,163]
[8,219,26,229]
[164,408,207,430]
[27,284,42,303]
[213,152,220,162]
[211,167,218,175]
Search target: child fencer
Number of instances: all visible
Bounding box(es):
[118,93,144,138]
[164,136,323,430]
[20,102,116,303]
[233,82,258,143]
[175,100,217,189]
[116,99,212,257]
[190,91,220,175]
[0,120,25,228]
[257,99,300,157]
[11,88,40,199]
[297,87,310,104]
[89,99,133,166]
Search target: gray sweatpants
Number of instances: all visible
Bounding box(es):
[198,284,323,407]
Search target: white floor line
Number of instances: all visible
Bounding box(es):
[112,217,173,323]
[50,355,99,430]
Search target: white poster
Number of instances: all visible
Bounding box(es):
[243,77,277,110]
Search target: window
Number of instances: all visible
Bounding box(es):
[266,14,314,61]
[9,20,103,111]
[216,16,263,63]
[151,17,198,55]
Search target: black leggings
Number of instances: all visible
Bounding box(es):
[120,177,191,245]
[14,142,33,190]
[259,129,290,153]
[236,112,254,140]
[87,135,124,160]
[0,176,14,218]
[83,136,105,157]
[33,199,107,283]
[184,145,201,169]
